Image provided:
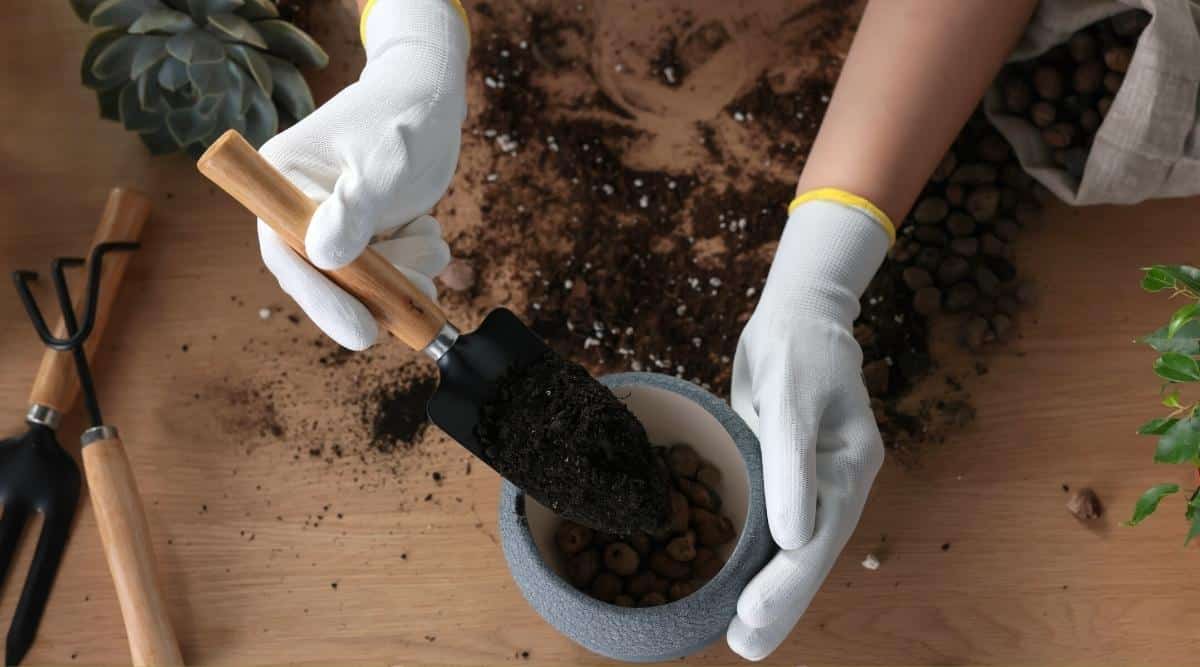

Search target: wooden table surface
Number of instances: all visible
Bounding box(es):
[3,2,1199,665]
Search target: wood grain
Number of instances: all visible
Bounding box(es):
[27,188,149,413]
[3,2,1200,665]
[197,131,449,352]
[82,435,183,666]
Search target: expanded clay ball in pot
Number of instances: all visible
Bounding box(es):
[550,444,737,608]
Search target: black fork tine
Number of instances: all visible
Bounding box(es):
[5,500,77,667]
[0,504,30,594]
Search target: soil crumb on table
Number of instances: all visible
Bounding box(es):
[478,352,668,534]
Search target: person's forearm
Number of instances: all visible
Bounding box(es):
[796,0,1037,224]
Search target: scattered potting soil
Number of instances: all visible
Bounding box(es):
[477,352,668,534]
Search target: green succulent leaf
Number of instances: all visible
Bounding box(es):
[1154,352,1200,383]
[90,0,166,28]
[137,63,165,109]
[131,35,168,79]
[242,82,278,148]
[254,19,329,68]
[222,61,251,111]
[118,80,165,132]
[166,29,226,64]
[187,0,242,21]
[226,44,272,94]
[1155,416,1200,464]
[97,87,123,121]
[264,54,314,121]
[157,56,190,91]
[235,0,279,19]
[70,0,107,21]
[207,12,267,48]
[188,60,232,96]
[1139,417,1179,436]
[129,8,196,33]
[195,93,224,117]
[1126,483,1179,526]
[1168,303,1200,340]
[166,103,218,146]
[91,33,140,81]
[81,30,127,90]
[1142,265,1200,295]
[139,123,181,154]
[1140,321,1200,355]
[216,88,248,135]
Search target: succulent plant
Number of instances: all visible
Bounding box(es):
[71,0,329,157]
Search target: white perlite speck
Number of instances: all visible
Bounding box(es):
[862,554,880,570]
[258,308,271,320]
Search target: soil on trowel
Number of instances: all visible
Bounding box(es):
[477,352,668,534]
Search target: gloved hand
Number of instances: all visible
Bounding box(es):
[257,0,469,350]
[727,191,893,660]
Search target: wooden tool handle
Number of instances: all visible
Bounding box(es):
[196,131,450,352]
[28,188,150,413]
[83,434,183,666]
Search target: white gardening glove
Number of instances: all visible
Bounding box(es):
[727,191,893,660]
[257,0,469,350]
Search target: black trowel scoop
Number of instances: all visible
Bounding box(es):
[199,131,667,534]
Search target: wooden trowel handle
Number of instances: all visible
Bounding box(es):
[197,131,450,352]
[28,188,149,414]
[83,432,183,666]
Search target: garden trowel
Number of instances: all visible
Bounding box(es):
[197,131,665,534]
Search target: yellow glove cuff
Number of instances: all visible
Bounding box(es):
[361,0,470,47]
[788,188,896,246]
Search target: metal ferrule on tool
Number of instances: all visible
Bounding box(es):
[423,322,460,361]
[25,404,62,430]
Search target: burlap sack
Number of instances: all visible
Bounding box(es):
[983,0,1200,205]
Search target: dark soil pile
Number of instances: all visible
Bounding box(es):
[478,353,668,534]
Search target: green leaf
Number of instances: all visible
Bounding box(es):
[90,0,165,28]
[92,33,141,81]
[226,44,272,94]
[166,104,218,145]
[81,30,127,90]
[1142,265,1200,295]
[206,12,267,48]
[70,0,107,21]
[1127,483,1180,526]
[1140,321,1200,355]
[254,19,329,68]
[97,87,122,121]
[188,0,240,20]
[235,0,278,19]
[138,123,181,154]
[242,82,278,148]
[157,56,190,91]
[1154,352,1200,383]
[1139,417,1179,435]
[118,80,164,132]
[137,63,165,109]
[1155,417,1200,464]
[264,54,314,120]
[1168,303,1200,339]
[130,35,168,79]
[1142,267,1175,292]
[188,60,232,95]
[129,8,196,33]
[1187,505,1200,545]
[1163,392,1182,409]
[166,29,226,64]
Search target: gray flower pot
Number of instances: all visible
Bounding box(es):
[498,372,772,662]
